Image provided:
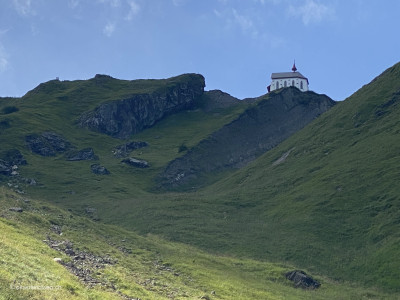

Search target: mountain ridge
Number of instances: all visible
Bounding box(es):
[159,87,335,189]
[1,63,400,298]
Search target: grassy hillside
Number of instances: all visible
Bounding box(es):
[2,187,388,300]
[0,74,248,197]
[91,63,400,293]
[1,63,400,298]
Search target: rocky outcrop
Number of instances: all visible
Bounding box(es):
[25,132,71,156]
[91,164,110,175]
[122,157,149,168]
[0,149,27,176]
[78,74,205,139]
[201,90,241,111]
[1,149,27,166]
[159,87,335,188]
[65,148,98,161]
[112,141,148,158]
[44,237,116,288]
[0,160,12,175]
[285,270,321,289]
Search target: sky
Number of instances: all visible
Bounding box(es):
[0,0,399,101]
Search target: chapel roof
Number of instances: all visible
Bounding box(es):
[271,72,308,80]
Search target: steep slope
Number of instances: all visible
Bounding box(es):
[2,188,389,300]
[2,63,400,297]
[159,87,335,189]
[78,74,205,139]
[0,74,248,196]
[102,62,400,293]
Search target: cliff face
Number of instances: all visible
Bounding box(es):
[159,87,336,188]
[78,74,205,139]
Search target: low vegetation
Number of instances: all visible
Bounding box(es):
[0,188,393,299]
[1,64,400,298]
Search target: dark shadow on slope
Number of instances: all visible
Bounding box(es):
[158,87,336,190]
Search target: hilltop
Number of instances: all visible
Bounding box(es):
[1,62,400,299]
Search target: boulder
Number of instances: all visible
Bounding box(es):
[112,141,148,158]
[9,207,23,213]
[285,270,321,289]
[66,148,98,161]
[26,132,71,156]
[122,157,149,168]
[91,164,110,175]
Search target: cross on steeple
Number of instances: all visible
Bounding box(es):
[292,60,297,72]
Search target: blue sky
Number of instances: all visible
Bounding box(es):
[0,0,399,100]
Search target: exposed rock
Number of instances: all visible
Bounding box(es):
[25,178,37,186]
[91,164,110,175]
[85,207,97,214]
[9,207,23,212]
[159,87,335,188]
[112,141,148,158]
[0,159,11,175]
[0,149,27,166]
[122,157,149,168]
[25,132,71,156]
[44,237,116,288]
[65,148,98,161]
[272,148,294,166]
[51,224,62,235]
[0,149,27,176]
[201,90,240,112]
[78,74,205,139]
[285,270,321,289]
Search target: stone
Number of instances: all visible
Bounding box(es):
[285,270,321,289]
[25,132,71,156]
[0,149,27,166]
[0,159,11,175]
[53,258,62,263]
[112,141,148,158]
[66,148,98,161]
[85,207,96,214]
[122,157,149,168]
[9,207,23,212]
[91,164,110,175]
[51,224,62,235]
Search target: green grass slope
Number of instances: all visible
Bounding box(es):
[95,62,400,295]
[2,187,387,300]
[2,63,400,298]
[0,74,248,198]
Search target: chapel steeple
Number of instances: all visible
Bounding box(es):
[291,60,297,72]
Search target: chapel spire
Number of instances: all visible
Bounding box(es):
[292,60,297,72]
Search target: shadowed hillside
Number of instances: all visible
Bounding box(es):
[159,87,335,189]
[1,63,400,298]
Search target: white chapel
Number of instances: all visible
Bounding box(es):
[267,62,309,93]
